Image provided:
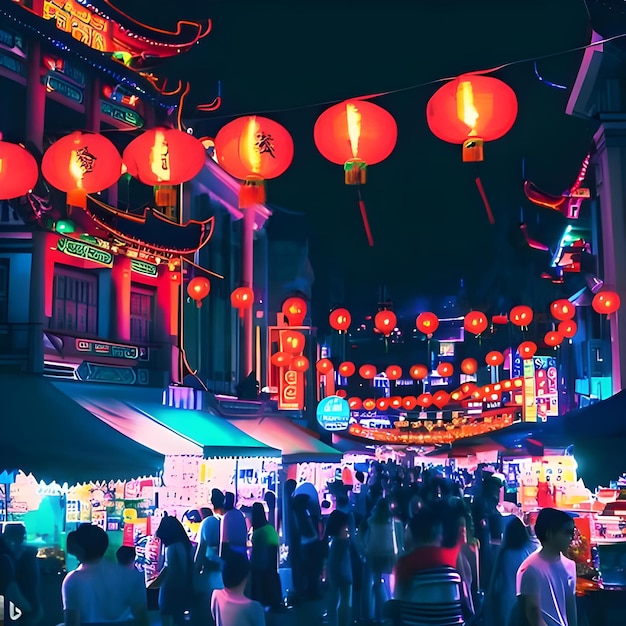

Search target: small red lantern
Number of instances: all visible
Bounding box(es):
[544,331,563,348]
[409,364,429,380]
[374,310,397,337]
[415,312,439,335]
[42,131,122,208]
[592,290,621,315]
[437,362,454,377]
[386,365,402,381]
[359,364,377,380]
[426,74,518,162]
[336,389,347,398]
[316,358,334,374]
[282,330,306,355]
[338,361,356,377]
[348,397,363,410]
[432,390,450,409]
[282,297,307,326]
[558,320,577,339]
[291,355,310,372]
[214,116,293,208]
[485,351,504,367]
[230,286,254,318]
[464,311,488,336]
[402,396,417,410]
[329,308,351,333]
[376,398,389,411]
[416,393,433,408]
[510,305,533,328]
[270,351,290,367]
[550,299,575,321]
[0,138,38,199]
[363,398,376,411]
[187,277,211,308]
[461,358,478,375]
[492,314,509,325]
[389,396,402,409]
[518,341,537,359]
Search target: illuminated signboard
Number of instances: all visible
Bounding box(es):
[57,238,113,267]
[75,338,148,360]
[130,259,158,277]
[0,51,26,77]
[316,396,349,432]
[0,27,26,55]
[101,100,144,128]
[42,0,110,52]
[44,73,84,103]
[523,358,538,422]
[513,351,557,421]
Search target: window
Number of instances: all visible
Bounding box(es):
[130,284,154,343]
[0,259,8,324]
[51,267,98,334]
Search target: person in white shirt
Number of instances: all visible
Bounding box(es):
[62,524,148,626]
[211,551,265,626]
[516,508,577,626]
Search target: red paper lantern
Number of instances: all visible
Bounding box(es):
[374,310,397,337]
[386,365,402,381]
[437,362,454,377]
[336,389,347,398]
[402,396,417,410]
[592,290,621,315]
[291,355,310,372]
[0,139,38,199]
[518,341,537,360]
[314,100,397,185]
[282,297,307,326]
[338,361,356,377]
[415,312,439,335]
[464,311,488,336]
[426,74,518,162]
[416,393,433,408]
[187,277,210,308]
[363,398,376,411]
[485,351,504,367]
[389,396,402,409]
[42,131,121,207]
[316,358,334,374]
[348,397,363,410]
[359,364,377,379]
[270,351,290,367]
[550,299,575,321]
[230,286,254,318]
[544,331,564,348]
[510,305,533,327]
[329,308,351,332]
[214,116,293,208]
[558,320,577,339]
[376,398,389,411]
[282,330,306,355]
[432,390,450,409]
[409,364,429,380]
[492,314,509,325]
[461,358,478,375]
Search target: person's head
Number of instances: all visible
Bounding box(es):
[2,523,26,549]
[251,502,268,530]
[355,470,365,485]
[210,488,225,512]
[116,545,136,567]
[200,507,214,520]
[67,523,109,563]
[224,491,236,511]
[222,551,250,591]
[155,514,191,547]
[534,508,575,553]
[409,504,443,547]
[502,516,532,551]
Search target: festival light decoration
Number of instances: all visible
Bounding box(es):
[316,359,334,374]
[214,115,293,208]
[359,364,377,380]
[362,398,376,411]
[518,341,537,359]
[230,286,254,318]
[376,398,389,410]
[282,297,307,326]
[426,74,518,162]
[386,365,402,380]
[338,361,356,377]
[432,390,450,409]
[416,393,433,408]
[348,397,363,410]
[270,351,290,367]
[550,299,575,321]
[374,310,397,336]
[0,137,38,199]
[485,351,504,367]
[291,355,309,372]
[415,312,439,336]
[592,290,621,315]
[544,331,564,348]
[510,305,533,328]
[187,276,210,308]
[464,311,488,336]
[389,396,402,409]
[329,308,352,333]
[282,330,306,355]
[409,364,429,380]
[558,320,577,339]
[437,362,454,377]
[402,396,417,410]
[336,389,347,398]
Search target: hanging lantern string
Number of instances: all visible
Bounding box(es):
[357,185,374,248]
[475,177,495,225]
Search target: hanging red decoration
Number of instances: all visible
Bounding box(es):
[329,308,352,332]
[402,396,417,410]
[485,351,504,367]
[461,358,478,375]
[187,277,211,308]
[409,364,429,380]
[464,311,488,336]
[291,355,310,372]
[518,341,537,359]
[282,330,306,355]
[270,351,290,367]
[213,116,293,208]
[592,290,621,315]
[415,312,439,335]
[336,389,347,398]
[389,396,402,409]
[426,74,518,162]
[550,299,575,321]
[558,320,577,339]
[416,393,433,408]
[42,131,122,208]
[432,390,451,409]
[374,310,397,337]
[376,398,389,411]
[359,364,377,379]
[0,138,38,199]
[362,398,376,411]
[348,397,363,410]
[544,331,564,348]
[437,362,454,377]
[316,358,334,374]
[230,286,254,318]
[282,297,307,326]
[492,314,509,325]
[386,365,402,381]
[510,305,533,328]
[338,361,356,377]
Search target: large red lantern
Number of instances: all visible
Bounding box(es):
[230,286,254,318]
[485,351,504,367]
[329,308,351,333]
[464,311,488,336]
[374,310,397,337]
[359,364,377,380]
[214,116,293,208]
[187,277,211,308]
[518,341,537,360]
[282,330,306,355]
[385,365,402,381]
[544,331,564,348]
[437,362,454,377]
[338,361,356,377]
[550,299,575,321]
[510,305,533,328]
[426,74,518,162]
[592,290,621,315]
[0,138,38,199]
[42,131,121,208]
[316,358,334,374]
[415,312,439,336]
[282,297,307,326]
[409,364,429,380]
[461,358,478,375]
[432,390,450,409]
[558,320,577,339]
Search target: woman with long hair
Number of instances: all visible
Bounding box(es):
[250,501,282,610]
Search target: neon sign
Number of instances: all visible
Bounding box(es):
[57,238,113,267]
[130,259,158,277]
[42,0,110,52]
[100,100,144,129]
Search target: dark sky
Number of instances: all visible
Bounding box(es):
[130,0,603,318]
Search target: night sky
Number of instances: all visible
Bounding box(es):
[131,0,609,322]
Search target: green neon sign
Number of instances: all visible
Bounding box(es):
[57,238,113,267]
[130,259,158,277]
